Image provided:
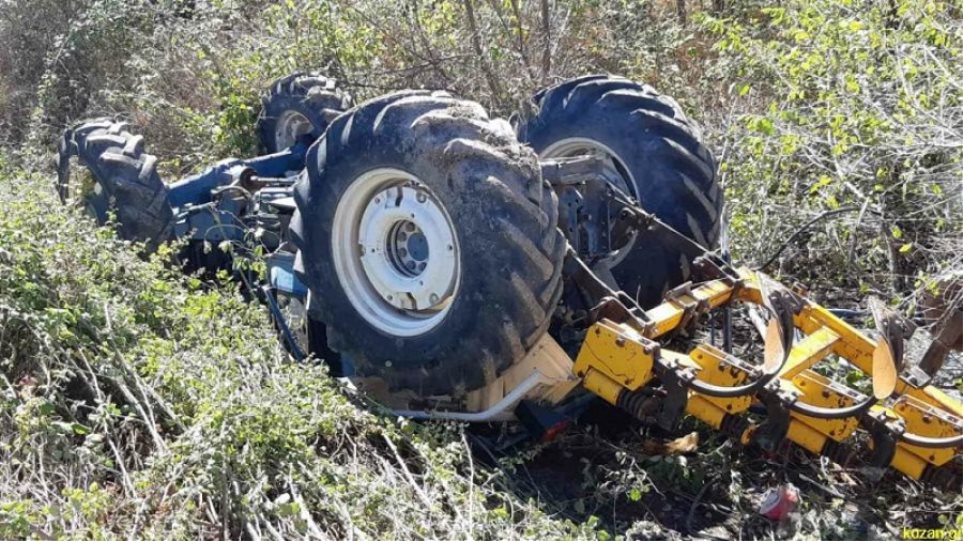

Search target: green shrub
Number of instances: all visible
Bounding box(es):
[703,0,963,302]
[0,161,584,539]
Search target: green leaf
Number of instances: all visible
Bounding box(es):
[38,402,57,416]
[845,76,860,94]
[747,116,775,136]
[810,174,833,194]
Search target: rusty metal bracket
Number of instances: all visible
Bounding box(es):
[563,248,653,331]
[753,387,793,453]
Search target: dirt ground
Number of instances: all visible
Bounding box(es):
[504,402,962,539]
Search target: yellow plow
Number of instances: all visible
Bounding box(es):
[574,266,963,486]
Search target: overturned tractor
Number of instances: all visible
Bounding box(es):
[57,73,963,489]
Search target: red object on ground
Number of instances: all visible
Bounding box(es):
[759,484,800,520]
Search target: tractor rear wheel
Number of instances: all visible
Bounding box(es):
[256,72,352,154]
[290,91,565,395]
[58,119,173,249]
[517,74,722,307]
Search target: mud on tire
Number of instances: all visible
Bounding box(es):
[290,92,566,396]
[517,74,722,307]
[256,72,352,154]
[58,119,173,249]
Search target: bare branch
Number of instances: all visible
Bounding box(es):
[462,0,503,102]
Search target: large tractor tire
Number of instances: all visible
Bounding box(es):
[517,74,722,307]
[58,119,173,249]
[256,72,352,154]
[290,91,566,395]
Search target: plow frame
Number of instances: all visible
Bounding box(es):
[572,268,963,483]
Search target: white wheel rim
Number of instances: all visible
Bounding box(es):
[275,110,314,149]
[541,137,638,266]
[332,168,460,337]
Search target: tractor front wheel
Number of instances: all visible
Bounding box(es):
[58,119,173,250]
[256,72,352,154]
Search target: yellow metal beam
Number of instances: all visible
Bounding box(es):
[891,396,962,468]
[735,268,963,419]
[573,319,655,391]
[678,345,754,431]
[582,369,625,405]
[778,327,839,379]
[643,279,734,339]
[786,371,860,442]
[686,345,753,415]
[797,300,963,419]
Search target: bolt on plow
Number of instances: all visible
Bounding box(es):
[57,72,963,490]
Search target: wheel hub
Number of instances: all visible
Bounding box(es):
[387,220,429,277]
[541,138,638,265]
[332,169,461,337]
[358,185,457,312]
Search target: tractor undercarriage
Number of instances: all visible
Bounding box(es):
[56,73,963,491]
